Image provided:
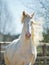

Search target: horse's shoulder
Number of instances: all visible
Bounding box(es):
[12,38,20,44]
[4,38,20,57]
[5,38,20,50]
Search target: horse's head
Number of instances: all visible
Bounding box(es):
[21,11,34,39]
[21,11,34,23]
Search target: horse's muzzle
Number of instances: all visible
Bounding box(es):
[25,33,31,38]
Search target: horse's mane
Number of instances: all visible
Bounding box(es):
[31,18,44,46]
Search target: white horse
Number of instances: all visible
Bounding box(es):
[4,11,36,65]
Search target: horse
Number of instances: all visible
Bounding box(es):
[4,11,36,65]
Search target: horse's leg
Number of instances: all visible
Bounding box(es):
[30,55,35,65]
[4,54,10,65]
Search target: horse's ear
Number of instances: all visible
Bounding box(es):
[31,12,35,18]
[23,11,25,16]
[21,11,26,23]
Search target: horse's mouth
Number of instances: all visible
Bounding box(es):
[25,33,31,38]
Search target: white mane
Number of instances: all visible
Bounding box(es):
[31,18,44,46]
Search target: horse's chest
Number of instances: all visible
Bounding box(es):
[13,49,32,65]
[12,43,32,64]
[20,45,32,59]
[19,43,32,56]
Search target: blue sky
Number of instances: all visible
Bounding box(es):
[0,0,48,35]
[4,0,27,35]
